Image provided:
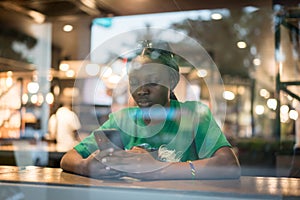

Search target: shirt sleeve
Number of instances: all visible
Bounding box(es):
[69,111,81,130]
[194,102,231,159]
[73,112,118,158]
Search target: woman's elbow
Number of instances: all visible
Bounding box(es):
[60,149,82,173]
[216,147,241,179]
[227,162,241,179]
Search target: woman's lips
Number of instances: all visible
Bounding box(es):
[137,99,152,107]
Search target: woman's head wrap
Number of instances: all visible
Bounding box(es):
[128,41,180,90]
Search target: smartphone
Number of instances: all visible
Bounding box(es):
[94,129,124,150]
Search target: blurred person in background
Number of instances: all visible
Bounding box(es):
[48,103,81,152]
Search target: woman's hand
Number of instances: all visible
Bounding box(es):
[61,148,124,179]
[83,148,125,179]
[101,147,169,176]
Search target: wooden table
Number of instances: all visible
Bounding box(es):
[0,166,299,199]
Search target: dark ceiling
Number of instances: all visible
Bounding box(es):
[0,0,271,20]
[0,0,295,81]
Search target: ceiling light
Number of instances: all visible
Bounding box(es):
[267,98,277,110]
[6,77,13,88]
[7,71,13,76]
[28,10,45,24]
[243,6,259,14]
[255,105,264,115]
[237,41,247,49]
[197,69,208,78]
[280,105,289,114]
[46,93,54,104]
[30,94,38,104]
[253,58,261,66]
[66,69,75,78]
[53,85,60,96]
[59,63,69,71]
[289,110,298,120]
[63,25,73,32]
[22,94,29,105]
[223,91,235,100]
[211,13,222,20]
[27,82,39,93]
[259,89,270,98]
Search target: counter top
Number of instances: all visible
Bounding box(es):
[0,166,299,199]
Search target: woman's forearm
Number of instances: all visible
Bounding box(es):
[128,147,241,180]
[60,149,88,176]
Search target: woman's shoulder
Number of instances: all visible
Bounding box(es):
[174,100,209,109]
[109,106,139,118]
[173,100,212,117]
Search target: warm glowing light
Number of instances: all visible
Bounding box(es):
[223,91,235,100]
[63,24,73,32]
[27,82,39,93]
[59,63,69,71]
[30,94,38,104]
[253,58,261,66]
[289,110,298,120]
[280,105,289,114]
[46,93,54,104]
[7,71,13,76]
[53,85,60,96]
[22,94,29,104]
[211,13,222,20]
[66,69,75,77]
[237,41,247,49]
[28,10,45,24]
[267,98,277,110]
[6,77,13,87]
[259,89,270,98]
[292,99,299,108]
[197,69,208,78]
[255,105,265,115]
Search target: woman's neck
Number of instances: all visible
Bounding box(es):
[142,101,171,125]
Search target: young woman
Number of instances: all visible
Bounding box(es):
[60,47,240,180]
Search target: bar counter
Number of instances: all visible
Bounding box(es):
[0,166,299,199]
[0,140,65,167]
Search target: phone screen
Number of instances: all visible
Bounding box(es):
[94,129,124,150]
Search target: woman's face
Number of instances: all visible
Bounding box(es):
[128,62,171,108]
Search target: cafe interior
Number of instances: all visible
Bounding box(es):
[0,0,300,199]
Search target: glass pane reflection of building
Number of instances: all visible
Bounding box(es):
[0,1,299,178]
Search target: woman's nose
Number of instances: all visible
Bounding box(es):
[136,85,149,95]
